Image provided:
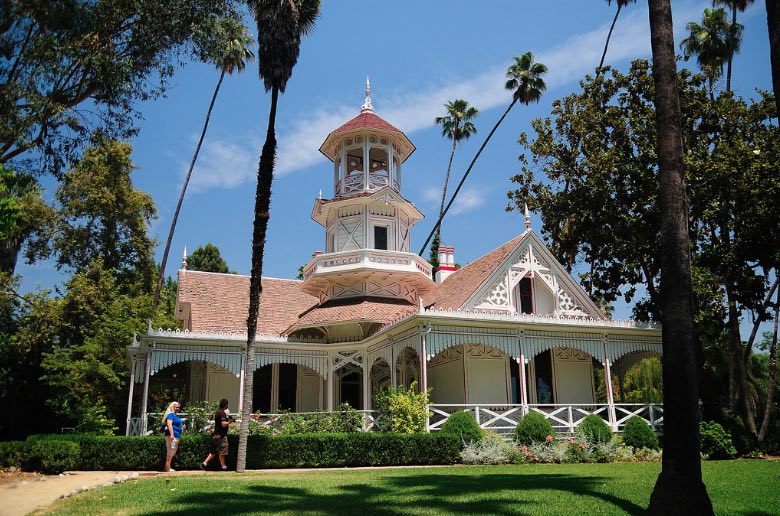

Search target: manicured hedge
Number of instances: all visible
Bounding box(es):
[0,440,26,467]
[19,432,460,471]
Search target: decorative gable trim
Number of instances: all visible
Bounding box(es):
[465,232,606,319]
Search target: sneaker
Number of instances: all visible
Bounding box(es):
[167,468,175,472]
[200,462,207,470]
[221,466,228,471]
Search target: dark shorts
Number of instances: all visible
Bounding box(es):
[210,434,228,456]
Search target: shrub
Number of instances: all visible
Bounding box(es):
[718,409,756,455]
[75,403,118,435]
[374,383,429,433]
[0,441,26,467]
[576,414,612,444]
[19,432,460,470]
[622,416,659,450]
[275,404,363,434]
[24,440,79,474]
[461,432,512,465]
[634,447,662,462]
[440,411,482,444]
[699,421,737,459]
[513,412,555,445]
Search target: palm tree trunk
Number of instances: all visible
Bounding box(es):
[758,285,779,442]
[430,135,458,269]
[153,69,227,311]
[726,5,736,93]
[598,4,623,74]
[418,99,517,255]
[768,0,780,118]
[237,86,279,473]
[646,0,713,513]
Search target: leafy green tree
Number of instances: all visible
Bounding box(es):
[680,7,739,96]
[154,17,254,310]
[623,357,664,403]
[28,137,156,287]
[419,52,548,255]
[430,99,478,272]
[598,1,638,74]
[239,0,321,473]
[188,243,234,274]
[0,0,241,175]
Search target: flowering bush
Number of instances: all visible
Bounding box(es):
[634,447,662,462]
[374,382,430,433]
[510,435,637,464]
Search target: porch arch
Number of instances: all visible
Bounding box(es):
[149,345,243,377]
[254,347,328,379]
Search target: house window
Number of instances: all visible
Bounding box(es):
[374,225,388,250]
[518,277,534,314]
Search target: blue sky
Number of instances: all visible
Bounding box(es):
[20,0,773,332]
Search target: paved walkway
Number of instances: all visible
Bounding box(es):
[0,470,160,516]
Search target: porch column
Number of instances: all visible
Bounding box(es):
[139,350,152,433]
[270,363,279,412]
[238,353,245,413]
[420,329,429,432]
[326,353,334,411]
[362,358,370,411]
[603,340,617,431]
[390,339,397,388]
[125,356,136,436]
[518,355,528,416]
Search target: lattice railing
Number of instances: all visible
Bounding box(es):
[429,403,663,434]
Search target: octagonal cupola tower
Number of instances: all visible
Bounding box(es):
[301,80,434,304]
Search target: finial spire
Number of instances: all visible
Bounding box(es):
[361,76,374,113]
[180,246,188,270]
[318,188,322,200]
[524,203,532,231]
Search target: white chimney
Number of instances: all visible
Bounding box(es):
[435,245,457,283]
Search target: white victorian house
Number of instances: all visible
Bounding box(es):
[126,84,663,435]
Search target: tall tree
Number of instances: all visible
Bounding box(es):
[0,0,239,176]
[419,52,547,255]
[713,0,755,92]
[598,0,638,74]
[429,99,478,271]
[646,0,713,512]
[680,7,738,96]
[188,243,234,274]
[238,0,320,473]
[153,17,254,310]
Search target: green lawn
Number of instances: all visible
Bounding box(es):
[42,460,779,515]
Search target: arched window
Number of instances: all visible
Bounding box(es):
[367,144,389,190]
[517,277,534,314]
[343,139,364,195]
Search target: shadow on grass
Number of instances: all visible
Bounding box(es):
[149,470,646,515]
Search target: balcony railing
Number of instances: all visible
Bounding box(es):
[303,249,432,280]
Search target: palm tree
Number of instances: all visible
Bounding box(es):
[597,0,638,75]
[713,0,754,92]
[766,0,780,118]
[430,99,478,271]
[418,53,547,255]
[238,0,320,473]
[680,7,736,97]
[152,19,254,310]
[646,0,713,513]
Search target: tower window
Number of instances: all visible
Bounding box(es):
[518,277,533,314]
[374,226,388,250]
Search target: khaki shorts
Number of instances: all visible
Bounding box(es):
[210,434,229,456]
[165,436,179,459]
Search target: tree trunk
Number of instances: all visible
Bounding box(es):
[430,132,458,274]
[726,5,736,93]
[768,0,780,121]
[153,69,226,311]
[744,275,779,363]
[237,86,279,473]
[726,286,757,434]
[646,0,713,513]
[758,285,779,442]
[418,99,517,255]
[598,4,623,74]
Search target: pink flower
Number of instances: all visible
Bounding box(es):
[546,435,553,443]
[568,438,575,445]
[579,443,586,450]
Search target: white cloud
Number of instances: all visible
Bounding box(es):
[449,186,487,216]
[186,138,257,193]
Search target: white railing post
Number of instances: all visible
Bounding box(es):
[125,356,136,436]
[140,351,151,434]
[567,405,574,433]
[475,406,481,428]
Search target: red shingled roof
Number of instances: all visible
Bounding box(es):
[332,112,402,134]
[177,271,318,335]
[426,233,527,310]
[289,296,416,331]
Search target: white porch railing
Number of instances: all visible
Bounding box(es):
[429,403,663,435]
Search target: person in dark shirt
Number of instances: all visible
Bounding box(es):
[200,398,231,471]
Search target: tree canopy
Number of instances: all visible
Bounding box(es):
[188,243,235,274]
